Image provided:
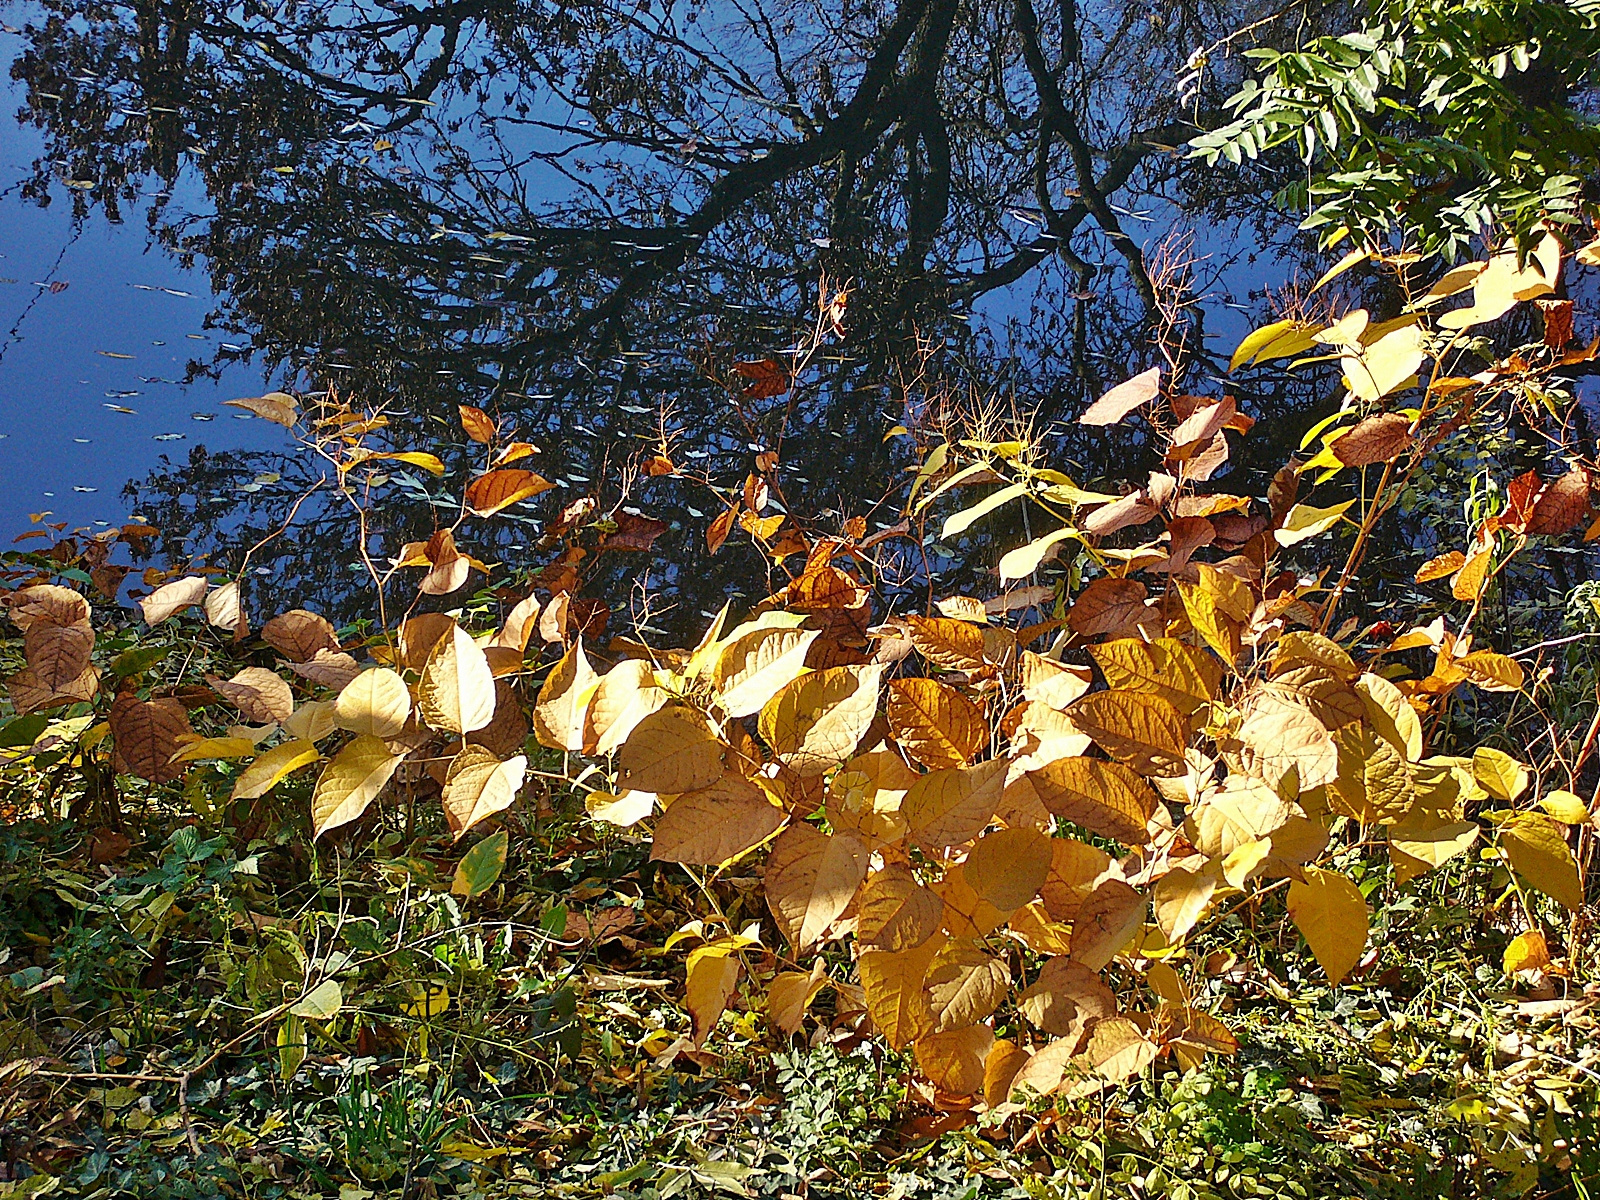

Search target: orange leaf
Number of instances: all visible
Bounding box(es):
[465,469,554,517]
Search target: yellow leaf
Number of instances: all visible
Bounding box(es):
[925,940,1010,1031]
[334,668,412,739]
[1084,1016,1158,1082]
[1089,638,1220,716]
[859,935,945,1049]
[941,481,1028,539]
[1389,821,1480,884]
[1456,651,1523,693]
[584,659,668,755]
[1018,957,1115,1039]
[886,677,987,769]
[463,469,553,516]
[857,864,944,951]
[1540,790,1591,825]
[585,790,655,827]
[1341,323,1426,403]
[1020,652,1093,711]
[650,774,783,866]
[204,580,244,634]
[759,664,884,777]
[1066,688,1188,775]
[531,638,599,751]
[902,758,1007,849]
[684,938,743,1046]
[712,627,820,718]
[1309,247,1369,294]
[768,962,829,1035]
[1070,878,1147,972]
[1499,814,1583,911]
[1229,318,1325,372]
[310,734,403,838]
[170,736,257,764]
[998,527,1077,581]
[1473,747,1528,800]
[618,706,726,793]
[1356,672,1422,761]
[1275,500,1355,547]
[379,450,446,476]
[1287,867,1369,985]
[441,746,527,839]
[1154,864,1219,943]
[763,824,869,952]
[1502,930,1551,976]
[233,739,321,801]
[418,624,497,735]
[984,1040,1031,1108]
[963,826,1053,911]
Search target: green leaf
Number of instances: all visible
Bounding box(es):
[453,830,509,897]
[0,714,50,750]
[277,1013,306,1080]
[111,645,172,678]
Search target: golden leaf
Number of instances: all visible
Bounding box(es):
[1154,864,1220,943]
[1084,1017,1158,1082]
[857,864,944,951]
[233,742,321,803]
[419,624,498,736]
[1089,638,1220,716]
[618,706,726,794]
[712,627,820,718]
[310,734,403,839]
[441,745,527,839]
[1472,747,1528,801]
[1018,957,1115,1042]
[859,934,945,1049]
[1070,878,1147,972]
[650,774,784,866]
[764,824,869,952]
[139,575,209,625]
[902,615,988,672]
[926,939,1010,1031]
[886,677,987,769]
[1067,689,1188,775]
[903,758,1007,849]
[826,750,917,846]
[759,664,884,777]
[1389,820,1479,884]
[1503,930,1551,976]
[584,658,668,755]
[1499,814,1582,911]
[529,638,598,751]
[1024,757,1157,845]
[685,940,743,1046]
[23,622,93,693]
[1020,652,1092,710]
[334,668,412,739]
[984,1040,1031,1108]
[768,962,829,1035]
[1287,867,1369,985]
[913,1024,995,1096]
[963,826,1053,911]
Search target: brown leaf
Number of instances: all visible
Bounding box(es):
[459,404,497,443]
[262,609,341,663]
[1081,490,1160,537]
[618,706,726,793]
[110,693,195,784]
[603,511,668,553]
[925,940,1010,1031]
[4,584,90,632]
[650,774,784,865]
[734,357,789,399]
[1540,297,1575,349]
[223,392,297,426]
[1066,689,1188,775]
[1528,470,1590,536]
[1067,577,1148,638]
[24,622,93,693]
[465,469,554,517]
[419,529,471,595]
[706,505,738,555]
[287,649,363,691]
[903,615,987,673]
[1168,396,1235,450]
[1332,413,1413,467]
[857,864,944,951]
[209,667,294,723]
[1079,367,1160,426]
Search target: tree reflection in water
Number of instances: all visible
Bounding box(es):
[7,0,1338,630]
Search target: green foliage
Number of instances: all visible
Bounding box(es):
[1190,0,1600,258]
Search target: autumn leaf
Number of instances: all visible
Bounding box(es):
[1018,957,1115,1042]
[109,694,195,783]
[768,962,829,1035]
[465,469,553,516]
[531,638,598,751]
[962,826,1053,910]
[1287,867,1369,985]
[764,823,869,951]
[139,575,208,625]
[1066,688,1188,775]
[262,609,341,663]
[886,677,986,769]
[210,667,294,724]
[442,745,527,839]
[903,758,1007,849]
[458,404,497,443]
[418,624,498,735]
[857,864,944,951]
[584,658,668,755]
[1499,814,1583,911]
[1070,879,1147,972]
[334,668,412,739]
[859,935,944,1049]
[1066,577,1148,637]
[1079,367,1160,426]
[233,739,320,801]
[1020,758,1156,845]
[618,706,725,793]
[310,734,403,839]
[712,627,820,718]
[759,664,884,777]
[650,774,783,866]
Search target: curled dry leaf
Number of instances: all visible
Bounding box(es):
[887,676,986,769]
[139,575,209,625]
[110,693,196,783]
[764,823,870,952]
[335,668,412,739]
[262,609,340,663]
[418,624,497,735]
[310,734,403,839]
[464,469,554,517]
[210,667,295,724]
[204,580,246,637]
[441,745,527,838]
[5,584,91,632]
[650,774,783,865]
[224,391,297,426]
